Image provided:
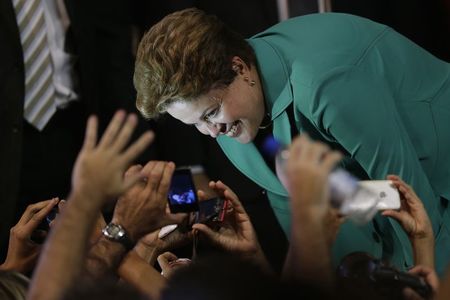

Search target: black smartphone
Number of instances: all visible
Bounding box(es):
[196,197,227,224]
[167,168,199,213]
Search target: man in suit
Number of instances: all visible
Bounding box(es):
[0,0,153,259]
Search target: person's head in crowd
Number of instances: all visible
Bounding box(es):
[134,8,265,144]
[161,253,281,300]
[61,277,148,300]
[336,251,433,300]
[0,271,29,300]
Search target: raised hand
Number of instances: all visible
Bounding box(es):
[71,110,154,203]
[0,198,59,274]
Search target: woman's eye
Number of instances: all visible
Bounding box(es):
[205,108,219,122]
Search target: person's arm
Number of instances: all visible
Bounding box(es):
[382,175,434,268]
[27,111,154,300]
[117,250,167,300]
[281,134,342,288]
[0,198,59,274]
[192,181,272,274]
[85,161,186,278]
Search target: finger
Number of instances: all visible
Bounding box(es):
[321,151,343,173]
[398,186,422,208]
[18,198,58,225]
[386,174,401,181]
[223,189,245,214]
[111,114,138,152]
[121,131,155,165]
[58,200,66,214]
[122,172,147,193]
[215,181,232,195]
[393,177,414,195]
[157,252,178,269]
[141,160,156,177]
[145,161,166,193]
[124,164,143,178]
[310,142,330,164]
[197,190,208,201]
[382,209,406,221]
[191,223,220,242]
[289,135,303,159]
[82,115,98,150]
[98,110,126,148]
[298,134,315,161]
[23,198,59,233]
[157,162,175,200]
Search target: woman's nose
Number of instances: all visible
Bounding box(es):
[206,122,225,138]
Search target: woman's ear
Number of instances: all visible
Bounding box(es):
[231,56,247,75]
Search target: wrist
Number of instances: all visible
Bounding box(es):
[102,222,136,252]
[134,242,159,263]
[68,190,106,211]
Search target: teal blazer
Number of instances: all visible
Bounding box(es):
[217,13,450,275]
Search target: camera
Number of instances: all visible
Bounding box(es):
[167,168,199,213]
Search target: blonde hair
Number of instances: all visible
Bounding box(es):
[134,8,255,119]
[0,271,29,300]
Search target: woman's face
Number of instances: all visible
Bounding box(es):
[167,59,265,144]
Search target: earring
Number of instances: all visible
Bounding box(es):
[244,77,256,87]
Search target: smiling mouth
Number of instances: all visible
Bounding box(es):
[225,121,240,137]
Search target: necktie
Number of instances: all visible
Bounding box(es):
[13,0,56,130]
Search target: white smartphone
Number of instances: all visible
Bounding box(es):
[357,180,401,210]
[158,224,178,239]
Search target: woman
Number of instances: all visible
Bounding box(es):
[133,8,450,275]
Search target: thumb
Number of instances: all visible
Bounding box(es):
[192,223,219,242]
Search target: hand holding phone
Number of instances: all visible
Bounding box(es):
[195,197,228,226]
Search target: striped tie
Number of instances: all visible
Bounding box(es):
[13,0,56,130]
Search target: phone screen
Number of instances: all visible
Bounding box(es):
[167,168,199,213]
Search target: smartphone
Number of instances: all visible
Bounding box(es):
[195,197,228,225]
[357,180,401,210]
[167,168,199,213]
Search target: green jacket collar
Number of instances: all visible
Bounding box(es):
[216,38,295,197]
[247,38,294,121]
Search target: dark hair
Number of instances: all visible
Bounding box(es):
[62,277,148,300]
[336,251,416,300]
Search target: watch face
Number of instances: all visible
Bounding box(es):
[109,225,121,235]
[104,224,125,239]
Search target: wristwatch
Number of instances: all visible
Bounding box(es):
[102,222,135,251]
